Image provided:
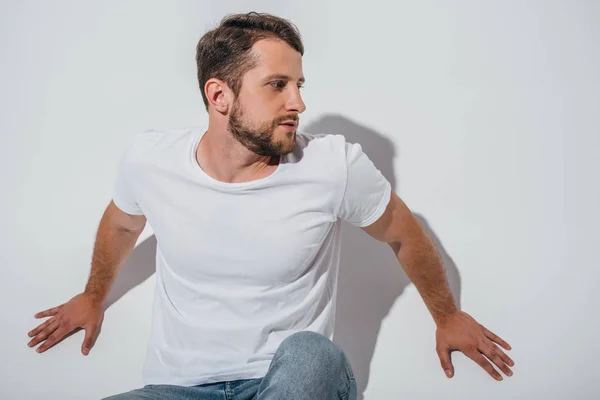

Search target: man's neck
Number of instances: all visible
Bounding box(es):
[196,126,279,184]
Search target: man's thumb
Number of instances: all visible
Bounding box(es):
[82,325,98,356]
[436,346,454,378]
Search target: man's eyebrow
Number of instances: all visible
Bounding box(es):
[263,74,305,83]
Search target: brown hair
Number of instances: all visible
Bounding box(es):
[195,12,304,111]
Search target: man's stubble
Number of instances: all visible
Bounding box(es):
[228,99,297,157]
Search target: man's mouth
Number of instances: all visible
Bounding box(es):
[279,121,298,127]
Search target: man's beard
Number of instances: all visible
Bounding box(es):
[228,100,297,157]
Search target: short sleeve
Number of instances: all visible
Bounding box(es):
[336,141,392,227]
[112,135,144,216]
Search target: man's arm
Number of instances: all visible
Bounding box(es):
[27,201,146,355]
[361,192,514,381]
[84,201,147,305]
[363,196,458,325]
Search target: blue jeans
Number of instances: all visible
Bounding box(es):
[103,331,357,400]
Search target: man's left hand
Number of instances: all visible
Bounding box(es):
[435,311,514,381]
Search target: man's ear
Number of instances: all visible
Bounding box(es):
[205,78,231,113]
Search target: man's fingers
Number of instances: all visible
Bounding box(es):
[481,344,513,377]
[37,327,68,353]
[483,326,511,351]
[34,306,61,319]
[28,319,59,348]
[436,346,454,378]
[28,317,55,338]
[465,349,503,381]
[81,324,99,355]
[489,341,515,367]
[45,327,83,352]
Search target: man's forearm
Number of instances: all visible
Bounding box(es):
[391,235,458,326]
[84,215,141,306]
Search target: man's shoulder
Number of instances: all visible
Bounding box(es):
[295,131,348,154]
[134,125,197,144]
[119,126,199,173]
[128,126,198,154]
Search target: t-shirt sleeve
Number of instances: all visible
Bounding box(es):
[336,140,392,227]
[111,135,145,216]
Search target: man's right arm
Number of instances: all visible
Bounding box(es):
[27,201,146,355]
[84,201,147,306]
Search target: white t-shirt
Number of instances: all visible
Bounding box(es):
[112,126,391,386]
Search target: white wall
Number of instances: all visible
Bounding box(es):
[2,1,599,399]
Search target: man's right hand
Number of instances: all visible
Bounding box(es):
[27,292,104,355]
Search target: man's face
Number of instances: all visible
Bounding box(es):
[227,38,306,157]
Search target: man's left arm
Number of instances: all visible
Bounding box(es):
[361,191,515,381]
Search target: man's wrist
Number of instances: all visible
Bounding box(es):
[434,308,460,327]
[83,288,106,307]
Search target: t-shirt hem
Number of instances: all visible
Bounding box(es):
[357,181,392,228]
[112,195,144,216]
[142,361,271,387]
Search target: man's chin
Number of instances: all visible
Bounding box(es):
[275,135,296,156]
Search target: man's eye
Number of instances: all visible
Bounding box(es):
[270,82,305,91]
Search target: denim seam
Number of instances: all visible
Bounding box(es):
[225,381,233,400]
[339,362,355,399]
[339,376,355,400]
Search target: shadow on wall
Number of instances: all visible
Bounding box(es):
[102,235,157,311]
[103,114,462,400]
[304,115,462,400]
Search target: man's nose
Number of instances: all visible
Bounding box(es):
[286,89,306,113]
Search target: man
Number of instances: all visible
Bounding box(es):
[27,12,514,399]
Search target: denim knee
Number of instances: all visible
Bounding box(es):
[268,331,356,399]
[276,331,353,377]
